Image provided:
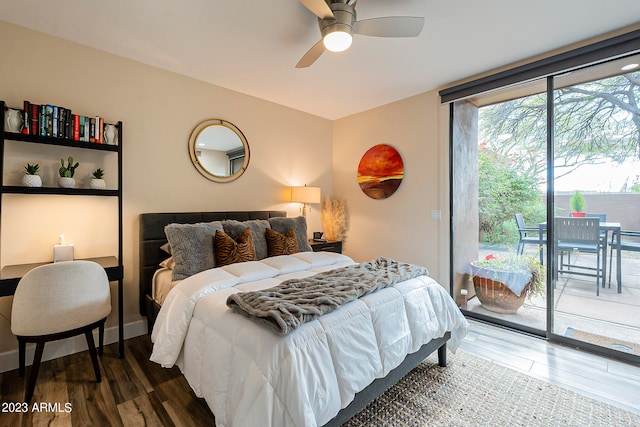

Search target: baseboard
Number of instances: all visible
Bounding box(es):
[0,319,148,373]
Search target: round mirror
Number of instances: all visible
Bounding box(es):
[188,119,250,183]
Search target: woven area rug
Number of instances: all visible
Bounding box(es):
[343,350,640,426]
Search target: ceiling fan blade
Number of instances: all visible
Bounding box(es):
[300,0,335,19]
[296,39,326,68]
[355,16,425,37]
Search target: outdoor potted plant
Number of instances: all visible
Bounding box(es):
[22,163,42,187]
[58,156,79,188]
[90,168,106,190]
[469,252,544,314]
[570,190,586,217]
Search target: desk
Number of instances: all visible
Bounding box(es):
[539,221,621,293]
[1,256,124,357]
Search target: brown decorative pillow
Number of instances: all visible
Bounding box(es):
[265,227,300,257]
[268,216,313,252]
[214,228,257,267]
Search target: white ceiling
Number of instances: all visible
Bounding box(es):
[2,0,639,120]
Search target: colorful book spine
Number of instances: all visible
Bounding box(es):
[30,103,39,135]
[45,105,53,137]
[22,101,30,135]
[73,114,80,140]
[96,116,103,143]
[52,106,58,138]
[83,116,89,142]
[12,100,110,142]
[65,108,72,139]
[89,117,95,143]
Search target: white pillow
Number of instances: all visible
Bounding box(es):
[221,261,280,283]
[291,251,353,267]
[261,255,311,274]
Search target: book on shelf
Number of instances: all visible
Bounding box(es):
[8,100,110,145]
[30,103,39,136]
[22,101,29,135]
[52,106,58,138]
[89,117,95,143]
[73,114,80,140]
[96,116,103,143]
[83,116,90,142]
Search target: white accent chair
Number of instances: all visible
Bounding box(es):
[11,261,111,403]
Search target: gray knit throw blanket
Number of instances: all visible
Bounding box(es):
[226,257,428,335]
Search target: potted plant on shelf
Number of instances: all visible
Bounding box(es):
[58,156,79,188]
[22,163,42,187]
[570,190,586,217]
[90,168,106,190]
[469,252,544,314]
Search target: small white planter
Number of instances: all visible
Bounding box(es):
[58,177,75,188]
[22,175,42,187]
[90,178,106,190]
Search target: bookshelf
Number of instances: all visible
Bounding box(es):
[0,99,124,358]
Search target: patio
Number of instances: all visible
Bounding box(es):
[468,248,640,355]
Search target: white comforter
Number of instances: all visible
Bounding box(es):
[151,252,468,427]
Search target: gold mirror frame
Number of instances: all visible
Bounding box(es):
[188,119,250,183]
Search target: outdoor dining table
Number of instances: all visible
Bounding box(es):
[539,221,622,293]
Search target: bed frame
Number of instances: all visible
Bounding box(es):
[139,210,287,331]
[139,210,450,426]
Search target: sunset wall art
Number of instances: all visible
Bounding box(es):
[357,144,404,199]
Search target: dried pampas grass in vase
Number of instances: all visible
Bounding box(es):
[320,197,348,241]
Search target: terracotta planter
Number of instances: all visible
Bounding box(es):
[470,262,530,314]
[571,212,586,217]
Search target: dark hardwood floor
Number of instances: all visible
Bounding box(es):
[0,335,215,426]
[2,320,639,425]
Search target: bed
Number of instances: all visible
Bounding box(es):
[140,211,468,427]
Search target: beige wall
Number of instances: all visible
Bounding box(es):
[0,21,333,355]
[333,92,451,283]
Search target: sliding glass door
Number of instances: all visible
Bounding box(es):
[551,60,640,354]
[451,80,548,334]
[450,52,640,363]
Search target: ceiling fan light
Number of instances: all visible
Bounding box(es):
[323,31,352,52]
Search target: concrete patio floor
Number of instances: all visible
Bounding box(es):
[468,249,640,355]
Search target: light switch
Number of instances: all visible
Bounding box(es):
[431,210,441,221]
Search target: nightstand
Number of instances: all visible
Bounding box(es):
[309,239,343,254]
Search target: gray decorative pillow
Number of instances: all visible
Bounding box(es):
[164,221,224,281]
[222,219,271,260]
[268,216,312,252]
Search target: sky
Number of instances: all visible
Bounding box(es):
[554,158,640,192]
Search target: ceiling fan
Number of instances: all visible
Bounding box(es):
[296,0,424,68]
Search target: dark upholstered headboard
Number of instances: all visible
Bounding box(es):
[139,210,287,316]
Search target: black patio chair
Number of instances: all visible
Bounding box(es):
[608,230,640,286]
[514,213,545,262]
[555,217,606,295]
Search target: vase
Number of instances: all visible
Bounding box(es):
[103,124,118,145]
[22,175,42,187]
[470,262,530,314]
[4,108,23,133]
[90,178,105,190]
[58,177,75,188]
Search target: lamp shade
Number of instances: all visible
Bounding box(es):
[291,186,321,204]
